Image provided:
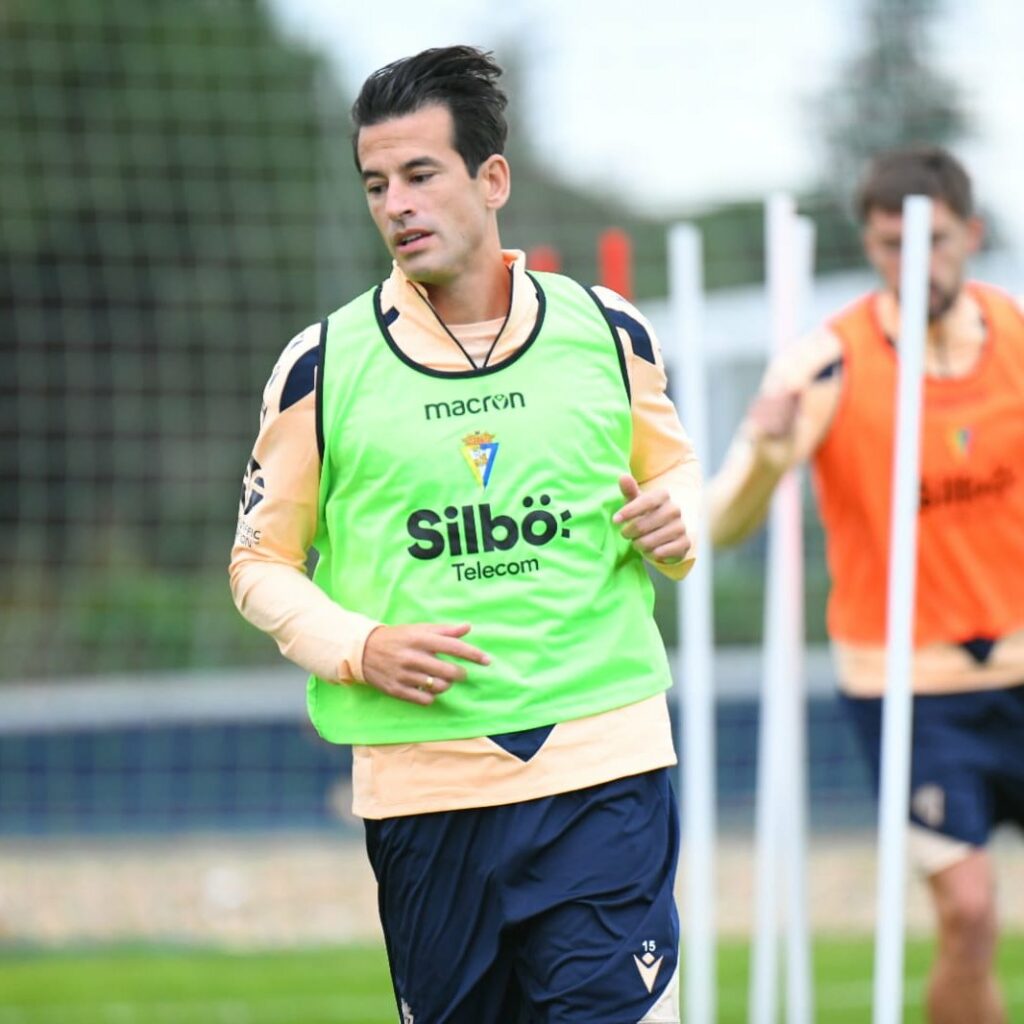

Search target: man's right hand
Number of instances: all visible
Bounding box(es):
[747,389,801,442]
[360,623,490,705]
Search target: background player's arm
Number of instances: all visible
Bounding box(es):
[593,286,701,579]
[708,325,843,547]
[229,326,380,683]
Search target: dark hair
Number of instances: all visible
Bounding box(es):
[351,45,508,177]
[855,145,973,222]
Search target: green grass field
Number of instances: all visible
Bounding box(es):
[1,937,1022,1023]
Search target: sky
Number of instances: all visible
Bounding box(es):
[270,0,1024,259]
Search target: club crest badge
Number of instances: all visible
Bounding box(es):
[950,426,972,460]
[462,431,499,488]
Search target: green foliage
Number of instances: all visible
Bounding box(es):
[799,193,865,274]
[688,201,767,290]
[1,565,271,679]
[0,0,365,677]
[812,0,968,199]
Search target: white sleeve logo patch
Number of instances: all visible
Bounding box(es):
[239,457,266,516]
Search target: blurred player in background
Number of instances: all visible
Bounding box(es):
[230,45,700,1023]
[709,145,1024,1024]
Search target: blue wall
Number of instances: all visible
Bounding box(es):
[0,695,876,836]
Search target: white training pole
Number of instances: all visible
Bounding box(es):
[751,195,814,1024]
[751,584,783,1024]
[751,195,792,1024]
[781,214,815,1024]
[872,195,932,1024]
[670,223,716,1024]
[792,217,816,347]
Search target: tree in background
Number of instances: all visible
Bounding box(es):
[815,0,967,206]
[0,0,379,675]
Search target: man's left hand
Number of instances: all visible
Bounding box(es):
[613,474,690,565]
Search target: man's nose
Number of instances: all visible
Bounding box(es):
[385,182,413,220]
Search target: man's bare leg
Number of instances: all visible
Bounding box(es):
[925,849,1006,1024]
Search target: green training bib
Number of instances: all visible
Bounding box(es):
[309,272,672,744]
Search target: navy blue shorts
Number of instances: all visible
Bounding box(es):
[841,684,1024,846]
[363,768,680,1023]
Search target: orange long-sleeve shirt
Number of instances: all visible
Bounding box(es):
[230,251,701,817]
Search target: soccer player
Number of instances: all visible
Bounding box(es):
[709,145,1024,1024]
[230,46,700,1023]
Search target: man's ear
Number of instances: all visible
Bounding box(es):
[965,215,985,255]
[478,154,511,211]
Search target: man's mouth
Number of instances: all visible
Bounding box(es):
[395,231,432,251]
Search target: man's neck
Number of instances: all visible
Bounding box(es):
[878,286,986,377]
[422,258,511,326]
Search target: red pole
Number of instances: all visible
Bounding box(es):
[598,228,633,299]
[527,245,562,273]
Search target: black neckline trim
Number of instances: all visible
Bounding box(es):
[412,290,479,369]
[315,317,328,461]
[408,266,516,370]
[480,267,515,368]
[374,272,547,379]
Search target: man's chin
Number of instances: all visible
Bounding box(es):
[895,282,961,324]
[399,260,450,288]
[927,289,959,323]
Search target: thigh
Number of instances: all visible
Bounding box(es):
[989,683,1024,831]
[510,770,681,1023]
[364,810,522,1024]
[927,847,998,923]
[841,691,994,846]
[908,692,997,846]
[364,770,682,1024]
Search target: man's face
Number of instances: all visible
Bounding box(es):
[862,199,983,322]
[356,104,507,288]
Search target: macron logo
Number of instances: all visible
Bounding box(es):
[633,952,665,994]
[424,391,525,421]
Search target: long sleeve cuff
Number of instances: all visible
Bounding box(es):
[229,558,380,683]
[640,456,702,581]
